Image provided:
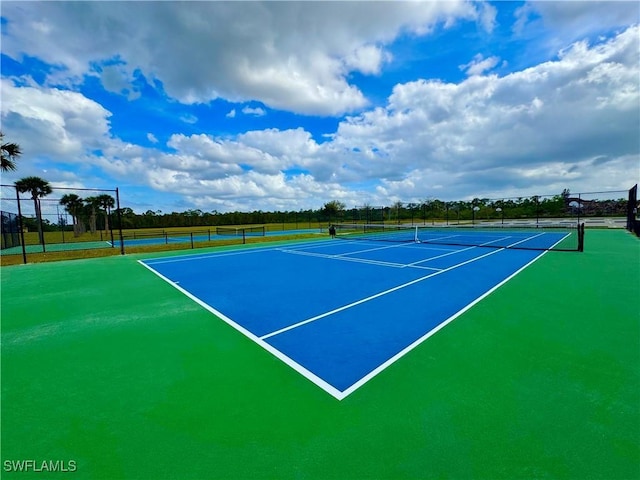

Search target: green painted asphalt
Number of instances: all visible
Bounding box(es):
[1,230,638,479]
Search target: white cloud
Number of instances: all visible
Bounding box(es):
[0,1,486,116]
[147,133,158,144]
[179,113,198,124]
[460,54,501,76]
[226,109,236,118]
[344,45,390,76]
[96,63,141,100]
[241,106,266,117]
[330,25,640,200]
[0,78,112,160]
[1,23,637,212]
[513,1,639,56]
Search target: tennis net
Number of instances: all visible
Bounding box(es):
[333,222,584,251]
[216,226,266,237]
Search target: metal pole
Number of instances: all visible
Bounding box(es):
[37,198,46,253]
[577,193,581,225]
[15,186,27,264]
[115,188,125,255]
[58,204,65,243]
[109,207,115,247]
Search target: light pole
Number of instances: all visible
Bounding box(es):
[496,207,503,225]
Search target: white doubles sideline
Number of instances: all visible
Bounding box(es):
[139,231,565,400]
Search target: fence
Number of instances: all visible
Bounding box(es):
[340,190,630,227]
[1,211,21,250]
[0,184,124,263]
[627,184,639,236]
[1,184,636,264]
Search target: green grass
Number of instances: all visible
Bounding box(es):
[1,230,639,479]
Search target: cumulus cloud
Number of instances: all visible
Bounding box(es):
[513,1,639,54]
[1,21,637,212]
[0,1,485,116]
[96,62,141,100]
[331,25,640,199]
[0,78,111,160]
[241,106,266,117]
[460,54,501,76]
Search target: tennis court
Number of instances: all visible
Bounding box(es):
[140,224,580,398]
[1,228,638,479]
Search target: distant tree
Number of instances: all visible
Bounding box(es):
[60,194,85,236]
[322,200,346,223]
[84,196,100,234]
[392,201,403,223]
[15,176,52,244]
[96,194,115,232]
[1,132,22,172]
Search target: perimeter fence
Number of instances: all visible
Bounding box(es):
[1,185,636,264]
[0,184,125,263]
[346,190,631,228]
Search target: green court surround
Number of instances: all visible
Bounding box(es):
[1,229,638,479]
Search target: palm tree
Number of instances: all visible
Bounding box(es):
[96,194,115,233]
[1,132,22,172]
[15,176,52,244]
[59,194,85,236]
[84,196,100,234]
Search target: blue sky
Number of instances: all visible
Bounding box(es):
[1,1,638,214]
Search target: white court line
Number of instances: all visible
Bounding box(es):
[280,249,406,268]
[279,248,442,271]
[259,246,505,341]
[260,233,548,342]
[137,259,345,400]
[407,245,478,266]
[142,238,334,264]
[407,236,512,267]
[334,242,412,257]
[139,231,570,400]
[339,239,558,398]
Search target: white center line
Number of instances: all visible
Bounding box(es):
[260,246,506,341]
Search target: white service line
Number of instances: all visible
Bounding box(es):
[260,246,505,341]
[142,238,333,264]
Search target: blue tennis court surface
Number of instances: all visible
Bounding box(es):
[140,234,562,399]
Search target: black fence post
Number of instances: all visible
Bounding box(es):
[15,186,27,264]
[109,207,115,248]
[37,198,46,253]
[116,188,125,255]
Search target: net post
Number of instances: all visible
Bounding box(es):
[242,229,246,244]
[190,232,194,249]
[578,223,585,252]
